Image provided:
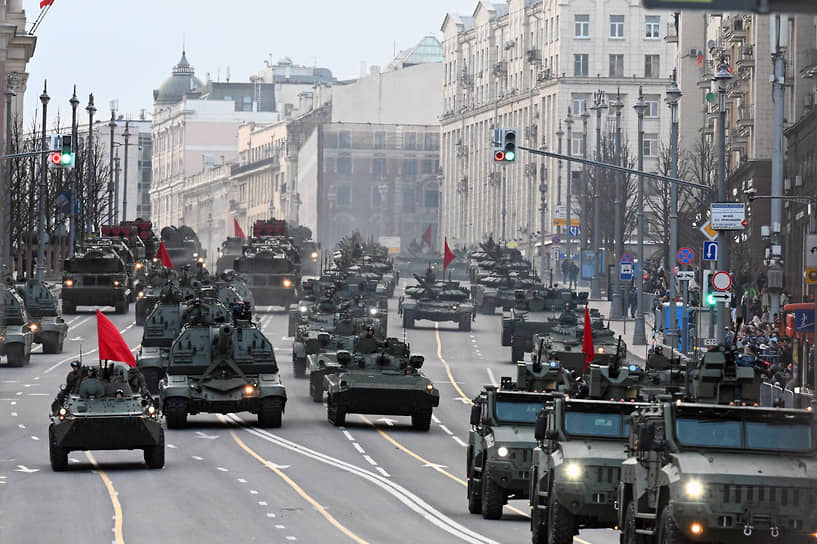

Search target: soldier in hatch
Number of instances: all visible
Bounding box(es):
[65,360,83,394]
[356,326,381,354]
[78,366,106,398]
[127,366,150,395]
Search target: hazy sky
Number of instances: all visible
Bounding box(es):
[22,0,477,125]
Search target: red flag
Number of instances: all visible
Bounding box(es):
[157,241,174,268]
[40,0,54,8]
[97,310,136,367]
[697,51,703,67]
[582,306,594,373]
[421,224,433,246]
[443,237,456,274]
[234,218,246,239]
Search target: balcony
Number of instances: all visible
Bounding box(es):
[664,22,677,43]
[737,104,754,129]
[526,48,541,64]
[723,17,747,43]
[799,48,817,79]
[726,79,746,99]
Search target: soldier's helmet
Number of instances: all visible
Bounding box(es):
[70,360,81,369]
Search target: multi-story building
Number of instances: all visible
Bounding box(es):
[254,56,336,119]
[440,0,673,266]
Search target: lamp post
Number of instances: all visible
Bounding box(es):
[665,72,683,349]
[2,75,15,271]
[122,120,130,222]
[68,87,79,257]
[539,146,548,284]
[610,91,625,319]
[555,120,564,278]
[713,59,732,343]
[108,110,116,226]
[590,90,607,300]
[85,94,96,235]
[581,109,589,254]
[564,109,574,268]
[36,82,49,282]
[633,87,649,345]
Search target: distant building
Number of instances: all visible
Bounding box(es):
[254,56,336,119]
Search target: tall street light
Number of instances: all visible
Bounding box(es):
[2,75,15,271]
[36,82,49,282]
[610,91,625,319]
[108,110,116,225]
[665,72,683,349]
[632,86,649,345]
[564,109,574,265]
[539,144,548,284]
[589,90,607,300]
[122,120,130,222]
[68,87,79,257]
[85,94,96,235]
[713,59,732,342]
[581,109,589,253]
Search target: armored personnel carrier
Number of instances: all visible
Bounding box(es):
[159,305,286,428]
[0,285,34,366]
[49,365,164,471]
[530,314,622,374]
[324,339,438,429]
[62,244,130,314]
[14,279,67,354]
[400,273,474,331]
[617,344,817,544]
[306,334,357,402]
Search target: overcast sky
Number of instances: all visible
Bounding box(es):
[22,0,477,125]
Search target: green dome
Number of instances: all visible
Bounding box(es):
[153,51,203,105]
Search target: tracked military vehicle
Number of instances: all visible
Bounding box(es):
[217,237,245,275]
[62,244,130,314]
[14,279,67,354]
[136,284,185,393]
[161,225,205,268]
[49,365,164,471]
[400,273,473,331]
[530,314,623,374]
[618,344,817,544]
[159,304,286,428]
[529,359,648,543]
[324,339,438,429]
[0,286,34,366]
[306,334,357,402]
[235,239,300,308]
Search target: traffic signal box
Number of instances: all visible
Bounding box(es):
[48,134,74,169]
[702,269,716,306]
[492,128,517,163]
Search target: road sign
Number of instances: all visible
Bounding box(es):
[711,203,747,230]
[621,253,634,265]
[677,247,695,265]
[699,219,718,241]
[620,263,633,281]
[703,338,718,346]
[676,270,695,281]
[568,225,580,237]
[807,269,817,285]
[552,235,561,245]
[806,234,817,268]
[712,271,732,291]
[702,241,718,262]
[710,292,731,303]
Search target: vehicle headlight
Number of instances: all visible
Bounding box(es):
[299,305,308,313]
[135,262,143,270]
[426,383,434,391]
[138,291,145,299]
[59,407,67,416]
[152,257,158,263]
[244,384,255,395]
[597,347,605,354]
[685,479,704,499]
[64,279,74,287]
[497,446,509,458]
[147,405,156,415]
[113,280,121,287]
[29,323,38,331]
[369,307,378,316]
[193,252,199,258]
[311,251,319,259]
[198,258,205,264]
[282,279,292,288]
[565,463,582,480]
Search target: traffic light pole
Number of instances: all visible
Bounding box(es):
[69,87,79,258]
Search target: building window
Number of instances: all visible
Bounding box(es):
[374,131,386,149]
[645,55,660,78]
[336,184,351,207]
[572,94,590,115]
[421,159,435,175]
[643,134,658,157]
[644,95,660,118]
[424,132,440,151]
[337,154,351,175]
[403,159,417,178]
[574,54,588,76]
[424,187,439,208]
[402,188,416,213]
[338,130,352,148]
[610,15,624,38]
[645,16,660,39]
[609,54,624,78]
[371,186,383,208]
[373,157,386,177]
[403,132,416,150]
[571,135,584,156]
[574,14,589,38]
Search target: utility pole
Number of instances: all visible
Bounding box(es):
[565,111,574,264]
[2,75,14,271]
[581,109,589,254]
[108,110,116,226]
[85,94,96,235]
[68,87,79,257]
[633,87,648,345]
[590,90,607,300]
[665,73,683,349]
[36,82,49,282]
[122,120,130,222]
[714,58,732,343]
[610,91,625,319]
[768,15,787,320]
[539,149,547,284]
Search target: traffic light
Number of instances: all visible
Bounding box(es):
[702,269,716,306]
[48,134,74,169]
[492,128,518,162]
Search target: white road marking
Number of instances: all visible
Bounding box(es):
[33,376,39,381]
[342,430,354,441]
[15,465,39,473]
[258,501,268,506]
[275,524,285,529]
[375,466,391,478]
[11,412,17,417]
[286,537,297,541]
[486,368,498,387]
[28,393,49,396]
[452,437,468,448]
[454,397,471,404]
[431,414,441,423]
[17,424,25,429]
[167,444,177,449]
[363,455,378,466]
[15,392,21,396]
[266,512,276,518]
[352,442,365,454]
[237,478,247,483]
[250,489,259,495]
[192,456,204,461]
[217,467,228,472]
[424,463,448,469]
[439,425,454,436]
[30,436,39,441]
[195,431,219,440]
[10,401,16,405]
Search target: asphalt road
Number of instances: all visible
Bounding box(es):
[0,291,620,544]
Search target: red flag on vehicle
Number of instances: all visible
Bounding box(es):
[96,310,136,367]
[582,306,594,373]
[40,0,54,8]
[443,237,456,274]
[234,217,246,239]
[157,241,174,268]
[421,224,433,246]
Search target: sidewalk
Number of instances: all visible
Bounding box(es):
[586,299,656,364]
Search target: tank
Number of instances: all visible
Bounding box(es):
[305,334,357,402]
[0,286,34,366]
[217,237,245,275]
[62,244,130,314]
[14,279,68,354]
[159,313,286,428]
[161,225,205,268]
[49,365,164,471]
[137,285,185,393]
[324,339,439,429]
[400,272,474,331]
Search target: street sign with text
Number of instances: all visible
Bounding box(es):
[711,203,747,230]
[676,270,695,281]
[620,263,633,281]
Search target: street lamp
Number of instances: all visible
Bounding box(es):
[85,94,96,235]
[122,120,130,222]
[564,110,574,266]
[589,90,607,300]
[665,71,683,349]
[108,110,116,226]
[713,58,732,343]
[538,143,548,284]
[2,75,15,270]
[68,88,79,257]
[36,82,49,282]
[609,90,625,319]
[581,109,590,253]
[632,86,649,346]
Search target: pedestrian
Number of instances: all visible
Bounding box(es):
[628,287,638,318]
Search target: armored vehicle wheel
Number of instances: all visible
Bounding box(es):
[501,324,512,346]
[309,377,324,403]
[114,300,128,314]
[411,409,432,431]
[141,368,164,395]
[467,474,482,514]
[621,501,644,544]
[165,398,188,429]
[49,427,68,471]
[657,505,688,544]
[481,466,504,519]
[135,310,146,326]
[511,343,525,364]
[42,333,62,354]
[144,428,165,469]
[458,315,472,332]
[258,397,283,428]
[327,399,346,426]
[531,503,548,544]
[402,313,415,329]
[5,344,28,367]
[548,499,576,544]
[62,301,75,314]
[293,357,307,379]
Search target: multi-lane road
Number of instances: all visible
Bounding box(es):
[0,289,619,544]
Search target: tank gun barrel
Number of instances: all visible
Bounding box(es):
[215,325,233,354]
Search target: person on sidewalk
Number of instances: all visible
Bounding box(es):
[628,287,638,318]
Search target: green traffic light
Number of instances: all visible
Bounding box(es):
[504,151,515,161]
[706,292,716,306]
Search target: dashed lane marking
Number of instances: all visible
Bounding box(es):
[452,437,468,448]
[85,452,124,544]
[434,324,471,405]
[486,368,498,387]
[352,442,365,454]
[375,467,390,478]
[362,455,378,466]
[342,430,354,441]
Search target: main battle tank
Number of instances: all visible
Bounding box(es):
[14,279,67,354]
[49,365,164,471]
[324,339,439,430]
[400,273,474,331]
[0,285,34,366]
[159,308,286,428]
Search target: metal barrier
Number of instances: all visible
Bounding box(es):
[760,382,814,409]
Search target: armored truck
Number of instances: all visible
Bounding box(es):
[217,237,245,274]
[62,245,130,314]
[15,279,67,354]
[235,240,300,308]
[0,286,34,366]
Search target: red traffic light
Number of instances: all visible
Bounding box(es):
[49,152,62,165]
[494,151,505,161]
